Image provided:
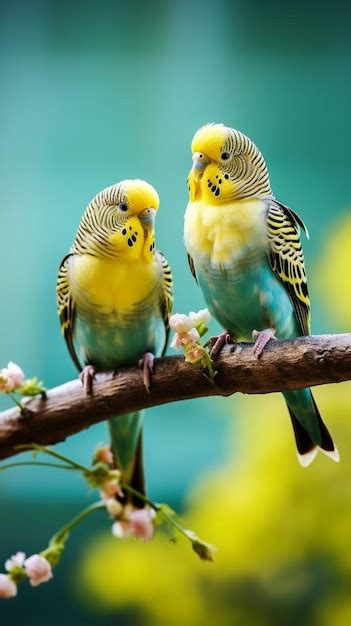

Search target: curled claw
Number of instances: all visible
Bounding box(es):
[252,328,276,358]
[138,352,155,393]
[205,331,235,356]
[79,365,96,396]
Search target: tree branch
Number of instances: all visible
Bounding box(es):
[0,334,350,460]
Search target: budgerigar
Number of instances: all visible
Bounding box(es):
[184,123,338,466]
[57,179,173,503]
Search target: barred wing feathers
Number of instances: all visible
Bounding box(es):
[156,250,173,355]
[56,254,82,372]
[266,201,311,336]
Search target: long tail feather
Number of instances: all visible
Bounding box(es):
[288,408,317,467]
[285,390,339,466]
[126,430,146,506]
[310,395,340,462]
[108,411,146,507]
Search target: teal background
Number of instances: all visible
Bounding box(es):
[0,0,350,623]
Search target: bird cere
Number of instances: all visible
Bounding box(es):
[0,123,342,599]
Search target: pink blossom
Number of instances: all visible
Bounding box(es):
[170,334,182,350]
[0,574,17,598]
[189,308,211,326]
[5,551,26,572]
[24,554,53,587]
[183,328,200,344]
[5,362,25,391]
[7,362,25,387]
[0,362,25,392]
[112,507,154,542]
[94,444,113,465]
[170,328,200,350]
[169,313,194,333]
[129,508,155,540]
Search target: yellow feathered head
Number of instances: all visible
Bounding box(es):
[75,179,159,261]
[188,123,272,203]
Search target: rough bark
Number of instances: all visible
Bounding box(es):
[0,334,350,460]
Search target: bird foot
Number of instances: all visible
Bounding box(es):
[79,365,97,395]
[205,331,235,356]
[252,328,276,358]
[138,352,155,393]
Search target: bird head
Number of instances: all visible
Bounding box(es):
[188,123,272,203]
[77,179,159,262]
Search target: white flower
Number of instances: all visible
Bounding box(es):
[189,308,211,326]
[24,554,53,587]
[5,551,25,572]
[170,328,200,351]
[170,334,182,351]
[185,328,200,344]
[0,362,25,392]
[0,574,17,598]
[169,313,194,333]
[7,362,25,388]
[111,521,127,538]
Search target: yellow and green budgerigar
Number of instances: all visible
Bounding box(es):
[184,123,338,466]
[57,179,173,503]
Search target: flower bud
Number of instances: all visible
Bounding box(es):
[93,444,113,466]
[24,554,53,587]
[0,574,17,598]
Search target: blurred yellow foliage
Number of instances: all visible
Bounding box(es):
[314,213,351,329]
[79,383,351,626]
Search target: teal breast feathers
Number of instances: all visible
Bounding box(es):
[196,258,298,341]
[74,312,165,370]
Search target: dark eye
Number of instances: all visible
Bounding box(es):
[119,203,128,212]
[221,152,230,161]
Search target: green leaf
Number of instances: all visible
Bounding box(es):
[18,377,46,396]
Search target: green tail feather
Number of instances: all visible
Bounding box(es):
[108,411,146,507]
[284,388,323,445]
[283,388,338,464]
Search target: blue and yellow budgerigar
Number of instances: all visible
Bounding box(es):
[57,179,173,502]
[184,123,338,466]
